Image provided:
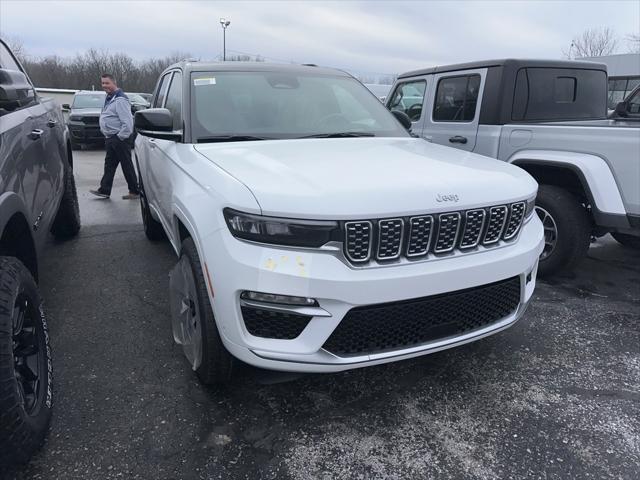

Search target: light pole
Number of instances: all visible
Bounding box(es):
[220,18,230,61]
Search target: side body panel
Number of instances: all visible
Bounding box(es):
[497,124,640,215]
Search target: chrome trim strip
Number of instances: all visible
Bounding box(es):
[406,215,433,257]
[503,202,526,240]
[344,220,373,263]
[434,212,461,253]
[459,209,486,249]
[376,218,404,260]
[482,205,508,245]
[240,299,332,317]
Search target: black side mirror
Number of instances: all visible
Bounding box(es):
[62,103,71,111]
[391,110,412,130]
[135,108,181,141]
[614,101,628,118]
[0,68,36,111]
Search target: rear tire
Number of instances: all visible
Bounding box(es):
[181,238,234,385]
[612,232,640,249]
[50,164,81,239]
[0,257,53,466]
[536,185,591,277]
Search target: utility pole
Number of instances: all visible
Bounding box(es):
[220,18,231,61]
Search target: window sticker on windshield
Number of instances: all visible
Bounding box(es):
[194,77,216,86]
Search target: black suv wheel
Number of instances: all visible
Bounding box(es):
[0,257,52,466]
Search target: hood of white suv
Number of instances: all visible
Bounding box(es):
[194,137,537,219]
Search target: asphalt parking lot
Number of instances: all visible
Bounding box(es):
[4,148,639,480]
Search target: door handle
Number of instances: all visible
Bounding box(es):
[149,138,156,149]
[29,129,44,140]
[449,136,468,144]
[47,119,58,128]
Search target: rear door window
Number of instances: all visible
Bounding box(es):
[433,75,481,122]
[387,80,427,122]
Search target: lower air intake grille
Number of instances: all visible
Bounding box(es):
[242,307,311,339]
[322,276,521,357]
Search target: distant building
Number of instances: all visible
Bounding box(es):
[581,53,640,108]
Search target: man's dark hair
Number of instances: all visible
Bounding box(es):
[101,73,116,83]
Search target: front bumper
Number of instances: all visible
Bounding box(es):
[68,123,104,143]
[202,215,544,373]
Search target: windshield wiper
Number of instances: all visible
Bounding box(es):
[197,135,272,143]
[297,132,376,139]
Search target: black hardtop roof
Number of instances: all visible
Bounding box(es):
[398,58,608,79]
[164,61,352,78]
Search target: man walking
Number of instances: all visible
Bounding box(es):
[90,73,139,200]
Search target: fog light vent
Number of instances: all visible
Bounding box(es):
[240,291,317,306]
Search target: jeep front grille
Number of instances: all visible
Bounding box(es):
[343,202,523,265]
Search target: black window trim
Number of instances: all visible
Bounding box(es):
[431,73,481,124]
[164,70,184,132]
[386,78,427,123]
[153,70,175,108]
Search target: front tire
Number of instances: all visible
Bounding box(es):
[535,185,591,277]
[612,232,640,249]
[175,238,234,385]
[0,257,53,466]
[50,164,81,239]
[138,173,165,241]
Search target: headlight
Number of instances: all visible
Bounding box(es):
[223,208,339,247]
[524,195,536,219]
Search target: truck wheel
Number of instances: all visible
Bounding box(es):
[50,165,81,239]
[138,176,165,241]
[0,257,53,466]
[535,185,591,277]
[611,233,640,249]
[173,237,234,385]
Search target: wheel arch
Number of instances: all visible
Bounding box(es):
[508,150,628,229]
[0,193,38,281]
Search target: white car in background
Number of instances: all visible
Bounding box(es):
[134,62,543,384]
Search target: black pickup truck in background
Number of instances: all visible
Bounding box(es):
[0,38,81,466]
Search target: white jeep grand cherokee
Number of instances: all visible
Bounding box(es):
[134,62,544,384]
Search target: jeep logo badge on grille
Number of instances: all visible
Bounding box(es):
[436,194,459,203]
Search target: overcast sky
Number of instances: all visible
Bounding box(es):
[1,0,639,76]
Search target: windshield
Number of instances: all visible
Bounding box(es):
[72,93,105,109]
[190,71,409,141]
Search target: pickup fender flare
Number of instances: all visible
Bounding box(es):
[0,192,33,236]
[507,150,626,216]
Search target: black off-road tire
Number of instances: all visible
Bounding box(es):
[536,185,591,277]
[181,238,234,385]
[0,257,53,466]
[612,232,640,249]
[138,175,165,241]
[50,165,81,239]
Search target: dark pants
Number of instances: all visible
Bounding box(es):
[99,136,139,195]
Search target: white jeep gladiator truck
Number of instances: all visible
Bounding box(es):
[134,62,543,384]
[387,59,640,276]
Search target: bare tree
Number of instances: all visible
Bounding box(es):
[564,27,618,58]
[627,33,640,53]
